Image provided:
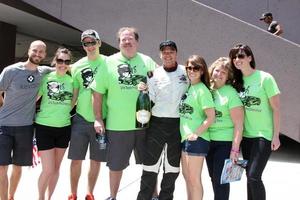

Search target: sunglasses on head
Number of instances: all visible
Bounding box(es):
[82,41,97,47]
[186,66,201,72]
[56,58,71,65]
[233,53,247,60]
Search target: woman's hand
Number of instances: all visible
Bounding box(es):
[271,135,281,151]
[230,150,239,163]
[187,133,198,141]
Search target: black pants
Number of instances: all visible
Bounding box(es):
[137,117,181,200]
[206,141,231,200]
[242,137,271,200]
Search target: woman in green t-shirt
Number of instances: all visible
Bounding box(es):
[229,44,281,200]
[179,55,215,200]
[206,57,244,200]
[35,48,76,200]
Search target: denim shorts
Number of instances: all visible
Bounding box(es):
[182,137,210,156]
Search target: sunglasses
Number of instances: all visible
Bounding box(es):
[186,66,201,72]
[56,59,71,65]
[233,54,247,60]
[82,41,97,47]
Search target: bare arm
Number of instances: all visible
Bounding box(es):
[0,91,3,107]
[92,91,105,134]
[188,108,215,140]
[269,94,281,151]
[274,24,283,36]
[71,88,78,109]
[229,106,244,162]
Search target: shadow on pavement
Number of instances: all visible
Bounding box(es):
[270,134,300,163]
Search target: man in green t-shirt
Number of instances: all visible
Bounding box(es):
[91,27,157,200]
[67,29,107,200]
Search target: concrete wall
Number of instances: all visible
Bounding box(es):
[23,0,300,142]
[198,0,300,45]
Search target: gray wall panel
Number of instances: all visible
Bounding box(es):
[21,0,300,141]
[198,0,300,44]
[61,0,167,62]
[23,0,62,18]
[168,0,300,142]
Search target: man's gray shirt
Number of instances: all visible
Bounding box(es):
[0,62,52,126]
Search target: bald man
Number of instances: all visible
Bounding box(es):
[0,40,52,200]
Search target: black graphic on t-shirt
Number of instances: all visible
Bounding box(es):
[179,94,193,114]
[117,63,145,86]
[81,68,96,88]
[239,86,261,107]
[215,110,223,118]
[47,81,72,101]
[27,75,35,83]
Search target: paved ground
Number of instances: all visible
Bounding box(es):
[11,135,300,200]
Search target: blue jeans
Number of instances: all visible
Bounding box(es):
[241,137,271,200]
[206,141,232,200]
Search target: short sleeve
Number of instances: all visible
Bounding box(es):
[198,86,215,110]
[228,88,243,109]
[90,63,108,94]
[0,67,13,91]
[263,73,280,98]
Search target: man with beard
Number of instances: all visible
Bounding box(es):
[0,40,51,200]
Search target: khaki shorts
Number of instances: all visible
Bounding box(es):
[106,129,146,171]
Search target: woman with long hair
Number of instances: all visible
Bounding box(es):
[179,55,215,200]
[229,44,280,200]
[35,47,76,200]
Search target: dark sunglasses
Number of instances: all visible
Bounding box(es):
[82,41,97,47]
[186,66,201,72]
[233,54,247,60]
[56,59,71,65]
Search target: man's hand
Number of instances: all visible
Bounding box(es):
[94,118,105,134]
[137,82,148,91]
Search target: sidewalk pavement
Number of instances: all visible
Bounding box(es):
[12,136,300,199]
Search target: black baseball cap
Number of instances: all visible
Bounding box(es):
[260,12,273,20]
[159,40,177,51]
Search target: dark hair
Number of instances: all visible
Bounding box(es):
[51,47,72,67]
[117,27,139,42]
[185,55,210,88]
[228,44,256,92]
[209,57,234,89]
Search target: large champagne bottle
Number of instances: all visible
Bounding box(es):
[136,77,151,128]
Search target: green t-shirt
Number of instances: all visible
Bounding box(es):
[35,71,73,127]
[209,85,243,141]
[71,55,107,122]
[90,52,156,131]
[240,70,280,140]
[179,82,215,142]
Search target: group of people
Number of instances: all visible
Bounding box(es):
[0,26,281,200]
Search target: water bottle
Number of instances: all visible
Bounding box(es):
[95,134,107,150]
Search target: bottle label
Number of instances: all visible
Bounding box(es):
[136,110,151,124]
